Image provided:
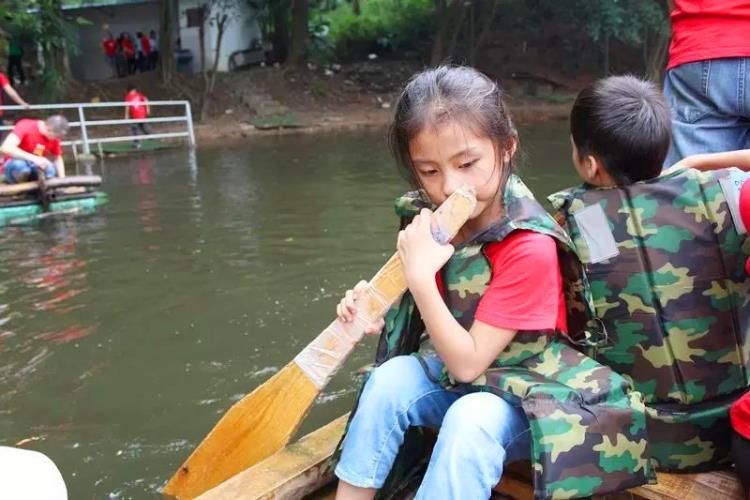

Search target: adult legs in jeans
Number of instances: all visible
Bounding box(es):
[3,159,56,184]
[663,58,750,169]
[334,355,531,499]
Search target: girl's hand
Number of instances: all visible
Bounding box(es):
[397,209,454,292]
[335,280,385,335]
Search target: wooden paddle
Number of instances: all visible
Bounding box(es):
[163,186,477,499]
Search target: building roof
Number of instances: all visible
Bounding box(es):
[62,0,157,10]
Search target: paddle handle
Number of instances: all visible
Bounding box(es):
[293,186,476,389]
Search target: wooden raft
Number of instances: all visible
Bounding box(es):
[197,415,746,500]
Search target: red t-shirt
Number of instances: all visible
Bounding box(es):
[668,0,750,70]
[0,72,10,117]
[140,36,151,55]
[740,180,750,275]
[102,38,116,57]
[730,391,750,440]
[125,91,148,119]
[4,119,62,164]
[436,231,567,333]
[122,39,135,58]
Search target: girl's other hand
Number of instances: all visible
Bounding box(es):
[335,280,385,335]
[398,209,454,291]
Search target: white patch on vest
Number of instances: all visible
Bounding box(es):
[573,203,620,264]
[719,168,750,235]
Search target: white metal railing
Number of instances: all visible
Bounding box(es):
[0,100,195,157]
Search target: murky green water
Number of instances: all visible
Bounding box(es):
[0,123,579,498]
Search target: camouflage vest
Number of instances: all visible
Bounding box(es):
[549,168,750,472]
[373,176,653,499]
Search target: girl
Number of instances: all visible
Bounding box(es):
[333,66,569,499]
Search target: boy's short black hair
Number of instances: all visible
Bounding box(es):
[570,75,672,184]
[126,84,136,92]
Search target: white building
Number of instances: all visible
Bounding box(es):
[65,0,262,81]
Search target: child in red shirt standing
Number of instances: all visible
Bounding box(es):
[138,32,151,71]
[125,85,150,149]
[101,30,117,78]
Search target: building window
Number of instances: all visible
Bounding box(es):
[186,7,204,28]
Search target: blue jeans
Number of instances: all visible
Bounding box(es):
[3,159,56,184]
[664,58,750,168]
[335,355,531,499]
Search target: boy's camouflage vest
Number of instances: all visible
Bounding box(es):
[335,175,655,500]
[549,168,750,472]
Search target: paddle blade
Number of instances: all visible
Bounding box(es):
[163,362,320,499]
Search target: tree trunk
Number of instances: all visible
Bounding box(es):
[469,0,498,66]
[602,32,610,76]
[353,0,361,15]
[430,0,464,66]
[445,2,467,61]
[270,0,290,63]
[430,0,448,65]
[288,0,309,66]
[203,13,228,121]
[199,8,210,121]
[646,27,670,84]
[159,0,177,84]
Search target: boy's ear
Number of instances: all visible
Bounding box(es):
[584,154,603,181]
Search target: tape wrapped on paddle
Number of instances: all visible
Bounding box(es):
[164,185,477,499]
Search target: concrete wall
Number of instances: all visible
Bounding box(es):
[178,0,261,73]
[67,1,160,81]
[66,0,260,80]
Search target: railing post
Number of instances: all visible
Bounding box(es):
[185,101,196,148]
[78,106,91,155]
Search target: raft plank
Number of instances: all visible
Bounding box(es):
[626,470,744,500]
[0,182,38,196]
[197,415,348,500]
[198,415,744,500]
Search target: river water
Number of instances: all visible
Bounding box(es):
[0,124,579,498]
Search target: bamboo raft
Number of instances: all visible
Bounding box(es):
[0,176,107,225]
[194,414,745,500]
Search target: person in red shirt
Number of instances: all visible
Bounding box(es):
[0,71,30,139]
[120,32,136,75]
[101,29,117,78]
[137,32,151,71]
[0,116,68,183]
[125,85,151,149]
[663,1,750,168]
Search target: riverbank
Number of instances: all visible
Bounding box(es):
[20,59,576,146]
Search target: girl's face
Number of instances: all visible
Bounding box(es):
[408,119,510,233]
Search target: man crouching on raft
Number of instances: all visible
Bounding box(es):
[0,115,68,184]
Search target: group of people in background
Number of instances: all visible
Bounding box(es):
[0,66,151,182]
[101,29,159,78]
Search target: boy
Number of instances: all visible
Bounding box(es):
[124,84,150,149]
[0,115,68,183]
[550,75,750,474]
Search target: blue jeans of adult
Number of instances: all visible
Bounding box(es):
[663,57,750,169]
[334,355,531,499]
[3,159,56,184]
